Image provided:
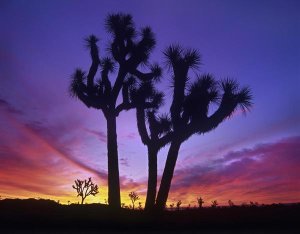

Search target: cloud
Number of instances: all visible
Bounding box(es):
[120,158,129,167]
[85,129,107,143]
[123,132,137,140]
[0,97,23,115]
[168,136,300,205]
[0,103,110,199]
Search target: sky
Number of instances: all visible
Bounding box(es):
[0,0,299,206]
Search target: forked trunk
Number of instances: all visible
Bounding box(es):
[107,113,121,209]
[145,147,158,211]
[156,140,181,210]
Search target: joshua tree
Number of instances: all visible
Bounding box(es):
[228,200,234,207]
[138,202,143,210]
[155,45,252,210]
[197,197,204,208]
[250,201,259,207]
[129,191,140,210]
[72,177,99,204]
[176,200,182,211]
[130,81,173,210]
[211,200,218,208]
[70,14,161,208]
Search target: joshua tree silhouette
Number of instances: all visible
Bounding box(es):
[72,177,99,204]
[130,81,173,210]
[70,14,161,208]
[211,200,218,208]
[138,202,143,210]
[128,191,139,210]
[197,197,204,208]
[228,199,234,207]
[176,200,182,211]
[155,45,252,210]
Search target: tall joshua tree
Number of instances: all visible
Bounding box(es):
[70,14,161,208]
[129,81,173,210]
[155,45,252,210]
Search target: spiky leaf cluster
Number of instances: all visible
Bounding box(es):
[164,45,252,141]
[183,74,218,123]
[147,112,172,138]
[129,81,164,109]
[70,13,163,114]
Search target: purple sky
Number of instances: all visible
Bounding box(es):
[0,0,299,205]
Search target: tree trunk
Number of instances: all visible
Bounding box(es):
[107,113,121,209]
[156,140,181,210]
[145,147,158,211]
[81,197,84,205]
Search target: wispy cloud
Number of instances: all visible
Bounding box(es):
[0,101,109,199]
[0,97,23,115]
[120,158,129,167]
[168,136,300,205]
[85,129,107,143]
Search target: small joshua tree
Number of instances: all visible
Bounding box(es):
[129,191,139,210]
[169,203,175,210]
[211,200,218,208]
[228,200,234,207]
[176,200,182,211]
[72,177,99,204]
[250,201,259,207]
[197,197,204,208]
[138,202,143,210]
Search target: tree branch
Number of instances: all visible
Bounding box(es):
[111,67,127,104]
[158,131,173,148]
[130,69,159,82]
[86,36,100,94]
[101,69,112,98]
[136,108,150,145]
[115,101,157,116]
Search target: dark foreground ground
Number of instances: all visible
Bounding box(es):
[0,199,299,233]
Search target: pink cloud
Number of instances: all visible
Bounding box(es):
[168,136,300,205]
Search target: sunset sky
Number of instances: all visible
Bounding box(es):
[0,0,299,206]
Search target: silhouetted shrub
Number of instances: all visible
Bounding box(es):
[128,192,139,210]
[211,200,218,208]
[197,197,204,208]
[72,177,99,204]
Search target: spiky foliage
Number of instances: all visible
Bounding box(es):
[130,81,164,113]
[146,112,172,138]
[70,13,162,209]
[105,13,135,40]
[164,45,202,130]
[70,69,86,98]
[183,74,219,123]
[156,45,252,210]
[72,178,99,204]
